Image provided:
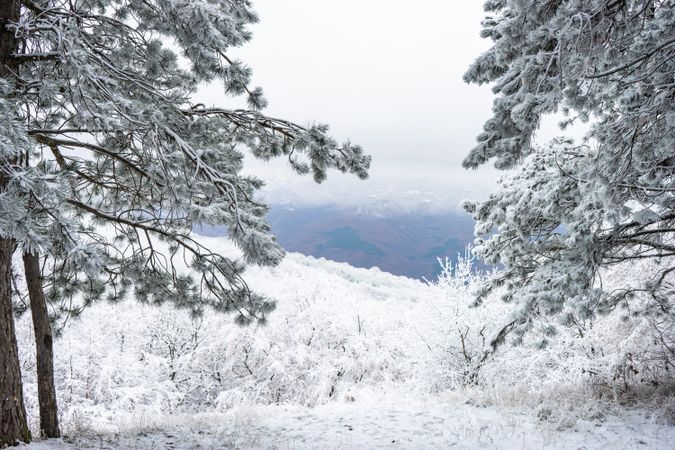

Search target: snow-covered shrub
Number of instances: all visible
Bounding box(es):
[16,244,448,432]
[15,238,674,435]
[430,250,506,388]
[453,255,675,416]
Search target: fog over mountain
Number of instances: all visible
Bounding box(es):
[201,198,479,280]
[197,164,494,280]
[241,162,494,279]
[250,160,500,213]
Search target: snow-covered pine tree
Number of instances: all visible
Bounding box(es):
[1,1,33,444]
[0,0,370,444]
[462,0,674,347]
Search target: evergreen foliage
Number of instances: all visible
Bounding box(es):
[463,0,674,345]
[0,0,370,323]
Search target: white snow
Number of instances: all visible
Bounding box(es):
[15,236,675,449]
[21,401,673,449]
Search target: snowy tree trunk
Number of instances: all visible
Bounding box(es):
[0,0,32,445]
[23,252,60,438]
[0,241,31,446]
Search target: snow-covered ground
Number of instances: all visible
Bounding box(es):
[24,400,674,449]
[15,237,675,449]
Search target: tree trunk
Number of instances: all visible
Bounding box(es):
[23,252,60,438]
[0,240,31,446]
[1,0,32,446]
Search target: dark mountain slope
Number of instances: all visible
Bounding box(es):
[199,205,477,280]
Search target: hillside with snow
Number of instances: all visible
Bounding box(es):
[17,237,675,449]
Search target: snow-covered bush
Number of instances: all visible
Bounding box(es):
[430,250,505,388]
[454,255,675,416]
[16,239,675,435]
[17,243,448,431]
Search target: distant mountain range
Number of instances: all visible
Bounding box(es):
[200,205,478,280]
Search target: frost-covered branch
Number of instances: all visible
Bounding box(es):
[1,0,370,321]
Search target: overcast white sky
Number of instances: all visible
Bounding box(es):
[196,1,568,210]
